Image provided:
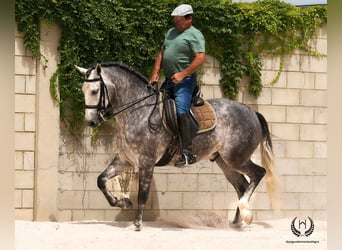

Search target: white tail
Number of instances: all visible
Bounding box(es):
[260,140,281,211]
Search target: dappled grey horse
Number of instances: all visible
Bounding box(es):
[75,62,278,231]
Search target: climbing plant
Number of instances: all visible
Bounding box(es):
[15,0,327,134]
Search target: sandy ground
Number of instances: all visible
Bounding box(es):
[15,216,327,250]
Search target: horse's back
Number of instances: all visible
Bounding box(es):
[207,98,260,128]
[200,98,263,159]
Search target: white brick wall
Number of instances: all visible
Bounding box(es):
[15,21,61,221]
[15,23,327,223]
[14,25,36,220]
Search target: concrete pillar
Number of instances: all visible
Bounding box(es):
[34,21,60,221]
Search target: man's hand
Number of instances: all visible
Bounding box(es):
[172,52,206,84]
[171,72,186,84]
[150,73,160,84]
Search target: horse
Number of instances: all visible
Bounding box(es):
[75,62,278,231]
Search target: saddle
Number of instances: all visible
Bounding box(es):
[162,85,216,136]
[155,86,217,166]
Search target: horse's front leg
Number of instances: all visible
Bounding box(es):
[134,166,154,231]
[97,156,133,208]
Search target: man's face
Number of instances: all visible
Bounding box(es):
[173,16,192,32]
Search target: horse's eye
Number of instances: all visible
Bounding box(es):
[91,89,99,95]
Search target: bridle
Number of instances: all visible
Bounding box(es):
[84,73,163,133]
[84,75,114,121]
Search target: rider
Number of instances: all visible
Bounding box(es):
[150,4,206,166]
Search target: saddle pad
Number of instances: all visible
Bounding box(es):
[160,99,217,135]
[191,100,217,134]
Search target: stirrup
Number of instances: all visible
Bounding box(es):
[175,151,196,167]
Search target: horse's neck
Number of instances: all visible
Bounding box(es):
[105,70,147,105]
[109,79,156,121]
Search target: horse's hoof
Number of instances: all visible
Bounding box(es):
[238,198,253,225]
[133,221,142,231]
[229,220,242,228]
[241,209,253,225]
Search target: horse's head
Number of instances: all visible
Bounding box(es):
[75,64,112,128]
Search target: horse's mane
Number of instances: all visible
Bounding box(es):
[89,62,150,84]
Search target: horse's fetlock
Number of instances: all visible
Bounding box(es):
[238,197,249,209]
[118,198,133,209]
[105,194,118,207]
[97,175,107,190]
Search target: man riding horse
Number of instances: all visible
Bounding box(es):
[75,3,278,232]
[150,4,206,166]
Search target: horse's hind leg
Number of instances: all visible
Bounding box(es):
[236,160,266,225]
[97,156,133,208]
[215,156,249,228]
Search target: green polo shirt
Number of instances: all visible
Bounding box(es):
[162,26,205,78]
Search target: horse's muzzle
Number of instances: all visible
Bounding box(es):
[85,114,102,128]
[86,120,99,128]
[85,108,103,128]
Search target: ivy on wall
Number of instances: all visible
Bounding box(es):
[15,0,327,134]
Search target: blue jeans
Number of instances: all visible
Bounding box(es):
[161,77,196,117]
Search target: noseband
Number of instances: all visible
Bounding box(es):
[84,75,114,121]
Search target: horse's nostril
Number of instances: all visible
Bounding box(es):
[86,120,97,127]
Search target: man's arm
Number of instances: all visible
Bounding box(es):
[150,49,164,83]
[172,52,206,84]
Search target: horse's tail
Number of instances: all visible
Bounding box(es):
[256,112,273,167]
[256,111,281,210]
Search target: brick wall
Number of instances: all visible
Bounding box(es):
[15,26,37,220]
[15,23,327,222]
[15,22,60,221]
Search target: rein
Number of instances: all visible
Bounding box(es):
[84,74,167,133]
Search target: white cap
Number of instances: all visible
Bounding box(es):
[171,4,193,16]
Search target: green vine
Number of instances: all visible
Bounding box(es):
[15,0,327,134]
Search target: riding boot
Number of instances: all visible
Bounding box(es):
[175,113,198,166]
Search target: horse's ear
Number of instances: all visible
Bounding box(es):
[75,65,87,75]
[95,64,102,75]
